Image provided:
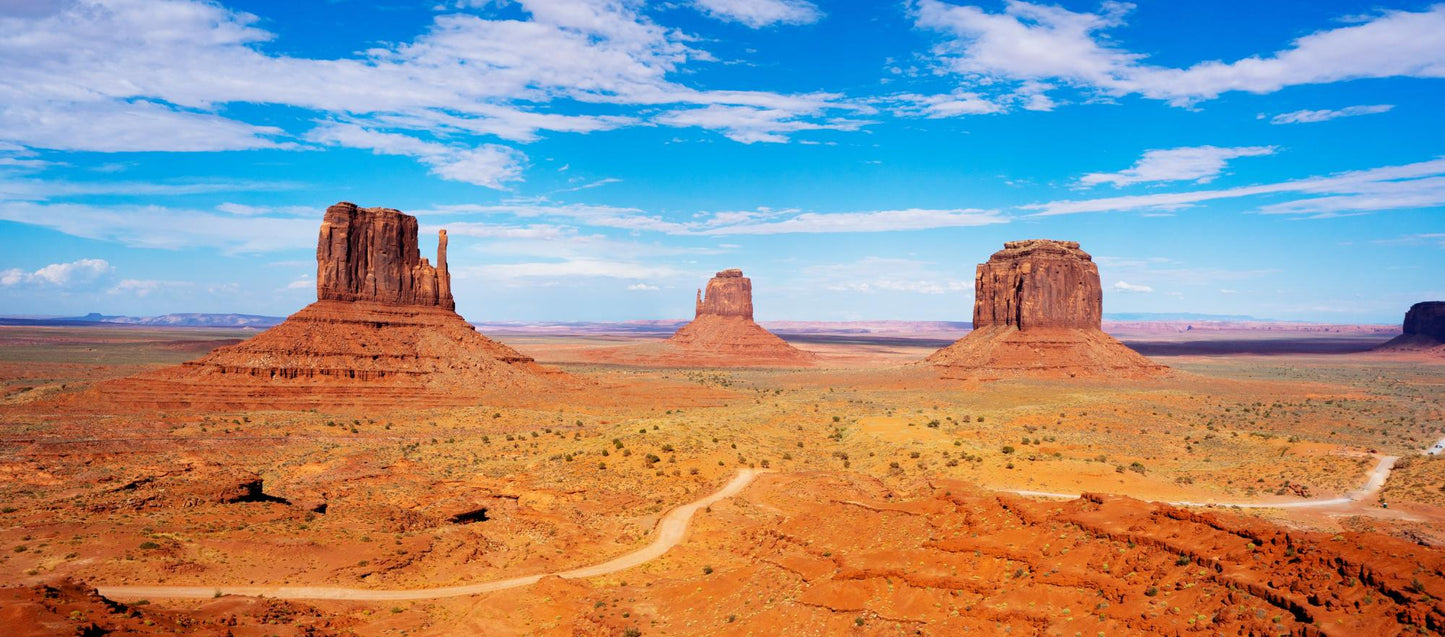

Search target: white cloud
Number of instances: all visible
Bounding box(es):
[913,1,1445,108]
[1079,146,1276,188]
[691,0,822,27]
[0,258,112,287]
[655,104,868,144]
[456,258,682,281]
[0,100,287,153]
[627,282,661,291]
[0,177,298,202]
[694,208,1008,235]
[306,122,525,189]
[804,257,971,295]
[1269,104,1394,124]
[427,202,1009,235]
[109,278,191,297]
[1372,233,1445,249]
[0,201,317,252]
[1028,156,1445,217]
[1112,280,1153,293]
[216,203,315,216]
[0,0,861,177]
[436,222,575,240]
[887,90,1004,118]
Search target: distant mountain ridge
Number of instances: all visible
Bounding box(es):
[0,313,283,328]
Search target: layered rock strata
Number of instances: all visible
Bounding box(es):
[928,240,1166,378]
[1376,301,1445,354]
[94,203,556,409]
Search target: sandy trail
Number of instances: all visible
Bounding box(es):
[97,469,763,601]
[1428,435,1445,456]
[1003,453,1399,510]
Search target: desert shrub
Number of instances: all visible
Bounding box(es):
[1001,445,1015,454]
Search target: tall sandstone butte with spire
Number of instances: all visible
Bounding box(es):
[927,240,1166,378]
[660,269,814,366]
[96,202,556,409]
[316,203,454,310]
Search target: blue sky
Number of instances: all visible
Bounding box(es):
[0,0,1441,323]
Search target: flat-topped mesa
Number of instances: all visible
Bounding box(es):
[1403,302,1445,341]
[927,239,1166,378]
[1377,301,1445,354]
[695,268,754,320]
[317,202,454,310]
[973,239,1101,330]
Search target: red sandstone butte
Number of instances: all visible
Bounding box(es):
[578,269,816,368]
[1376,301,1445,355]
[927,240,1167,378]
[90,203,558,410]
[317,202,454,310]
[661,269,815,366]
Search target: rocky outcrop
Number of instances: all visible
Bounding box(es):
[1403,302,1445,341]
[973,240,1101,330]
[927,240,1166,378]
[317,202,454,310]
[695,268,754,319]
[1376,301,1445,354]
[94,202,560,409]
[586,269,814,367]
[663,269,813,366]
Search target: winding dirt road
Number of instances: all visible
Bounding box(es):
[97,468,763,601]
[1003,453,1399,509]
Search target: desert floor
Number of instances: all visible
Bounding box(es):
[1,324,1443,636]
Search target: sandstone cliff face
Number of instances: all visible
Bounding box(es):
[696,269,754,320]
[928,239,1165,378]
[1376,301,1445,354]
[317,202,454,311]
[1403,301,1445,341]
[973,240,1101,330]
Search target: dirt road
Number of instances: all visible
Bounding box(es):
[97,468,763,601]
[1003,453,1398,510]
